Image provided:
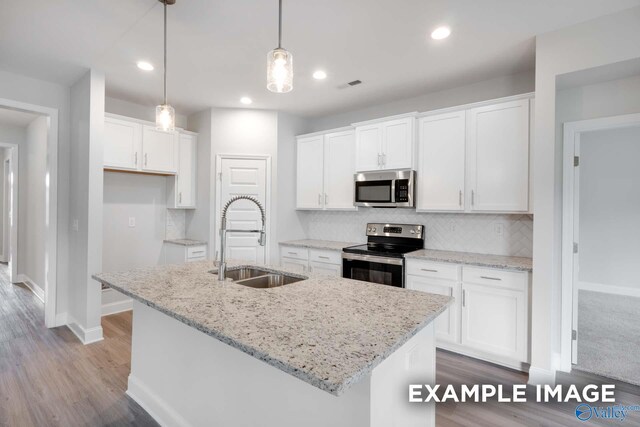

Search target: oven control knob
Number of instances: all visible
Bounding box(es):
[371,227,376,232]
[410,229,415,234]
[367,227,372,232]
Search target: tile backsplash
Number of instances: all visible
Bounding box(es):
[301,210,533,257]
[165,209,186,240]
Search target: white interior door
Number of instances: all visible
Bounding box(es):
[218,157,267,264]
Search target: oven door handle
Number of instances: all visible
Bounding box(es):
[341,252,404,266]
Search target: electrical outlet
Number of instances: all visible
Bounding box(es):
[449,223,457,233]
[494,223,504,236]
[128,217,136,228]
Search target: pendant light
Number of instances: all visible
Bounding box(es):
[156,0,176,131]
[267,0,293,93]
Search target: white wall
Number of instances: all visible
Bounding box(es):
[578,126,640,289]
[18,116,48,291]
[276,113,309,244]
[68,69,105,340]
[0,69,70,321]
[103,172,168,270]
[307,71,534,132]
[105,96,188,129]
[531,6,640,382]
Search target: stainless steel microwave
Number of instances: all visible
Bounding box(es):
[354,169,415,208]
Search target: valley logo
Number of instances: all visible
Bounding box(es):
[575,403,640,421]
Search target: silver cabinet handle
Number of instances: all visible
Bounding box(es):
[480,276,502,281]
[144,153,148,167]
[324,193,328,205]
[287,251,298,255]
[459,190,462,206]
[134,152,138,167]
[471,190,475,206]
[377,153,381,166]
[382,153,386,166]
[450,288,453,297]
[318,255,330,260]
[318,194,322,206]
[191,250,204,254]
[462,289,466,307]
[421,268,438,273]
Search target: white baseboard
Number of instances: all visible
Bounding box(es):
[66,315,104,345]
[528,365,557,386]
[578,281,640,298]
[127,375,191,427]
[102,299,133,316]
[16,273,45,303]
[55,312,68,327]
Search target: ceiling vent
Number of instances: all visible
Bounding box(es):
[337,79,363,89]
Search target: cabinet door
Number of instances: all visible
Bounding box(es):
[296,136,325,209]
[104,117,141,170]
[467,99,530,212]
[417,112,466,211]
[461,282,527,362]
[381,117,414,170]
[176,133,197,207]
[324,130,356,210]
[355,124,383,172]
[281,257,308,274]
[407,275,460,345]
[309,261,341,277]
[142,125,177,174]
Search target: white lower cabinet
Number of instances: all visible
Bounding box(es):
[407,259,530,370]
[280,245,342,277]
[164,244,207,264]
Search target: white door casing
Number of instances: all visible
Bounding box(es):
[216,156,270,265]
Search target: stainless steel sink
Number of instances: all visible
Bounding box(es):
[218,266,306,289]
[224,267,272,281]
[234,274,304,289]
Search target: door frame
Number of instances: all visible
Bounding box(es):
[560,112,640,371]
[0,145,19,282]
[0,98,59,329]
[214,154,272,264]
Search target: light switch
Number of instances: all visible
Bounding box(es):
[494,223,504,236]
[128,217,136,227]
[72,219,79,232]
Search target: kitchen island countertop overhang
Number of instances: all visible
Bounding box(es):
[92,260,452,396]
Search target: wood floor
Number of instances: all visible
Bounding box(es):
[1,263,639,426]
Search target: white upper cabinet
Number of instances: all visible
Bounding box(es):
[296,135,325,209]
[354,114,416,172]
[354,124,382,172]
[324,130,356,209]
[142,125,178,174]
[467,99,530,212]
[168,132,197,209]
[417,112,466,211]
[296,129,356,210]
[381,117,414,170]
[104,116,141,171]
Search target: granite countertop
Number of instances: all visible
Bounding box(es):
[279,239,361,251]
[163,238,207,247]
[405,249,532,272]
[92,261,451,396]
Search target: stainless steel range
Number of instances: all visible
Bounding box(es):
[342,223,424,288]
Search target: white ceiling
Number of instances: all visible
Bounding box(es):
[0,108,41,127]
[2,0,639,117]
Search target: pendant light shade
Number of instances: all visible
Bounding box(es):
[267,48,293,93]
[156,0,176,131]
[267,0,293,93]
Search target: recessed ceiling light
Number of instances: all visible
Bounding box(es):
[240,97,253,105]
[136,61,154,71]
[313,70,327,80]
[431,26,451,40]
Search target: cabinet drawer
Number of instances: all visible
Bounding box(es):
[309,249,341,264]
[280,246,309,261]
[462,266,527,291]
[186,245,207,259]
[406,259,460,281]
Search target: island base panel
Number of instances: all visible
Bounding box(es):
[127,301,435,427]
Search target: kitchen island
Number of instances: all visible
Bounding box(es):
[93,261,451,427]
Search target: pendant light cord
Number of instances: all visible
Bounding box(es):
[163,0,168,105]
[278,0,282,49]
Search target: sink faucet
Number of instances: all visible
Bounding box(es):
[218,195,266,280]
